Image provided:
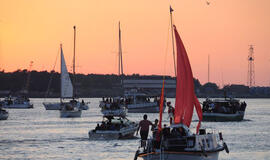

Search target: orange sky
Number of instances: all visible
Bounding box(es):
[0,0,270,86]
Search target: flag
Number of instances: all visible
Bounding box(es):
[158,79,165,132]
[170,6,174,13]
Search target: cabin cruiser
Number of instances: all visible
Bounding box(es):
[135,124,228,160]
[1,96,33,109]
[43,99,88,110]
[99,97,127,117]
[0,104,8,120]
[89,116,138,140]
[124,90,166,113]
[202,97,247,121]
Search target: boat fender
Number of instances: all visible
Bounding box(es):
[134,150,139,160]
[223,142,229,154]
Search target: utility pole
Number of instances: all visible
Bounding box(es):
[247,45,255,87]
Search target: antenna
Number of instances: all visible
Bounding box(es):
[247,45,255,87]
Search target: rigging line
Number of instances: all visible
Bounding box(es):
[44,47,60,99]
[162,16,171,81]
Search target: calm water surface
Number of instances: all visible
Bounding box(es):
[0,98,269,160]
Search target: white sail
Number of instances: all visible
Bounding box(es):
[60,45,73,98]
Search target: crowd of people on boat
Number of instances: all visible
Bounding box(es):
[94,118,127,131]
[136,114,188,150]
[202,98,247,114]
[101,97,125,110]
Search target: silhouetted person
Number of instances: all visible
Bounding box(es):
[137,114,153,147]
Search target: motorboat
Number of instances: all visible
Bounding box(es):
[99,97,127,117]
[2,96,33,109]
[202,98,247,121]
[125,89,166,113]
[43,100,88,110]
[89,116,138,140]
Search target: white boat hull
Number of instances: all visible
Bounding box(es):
[43,102,61,110]
[203,111,245,121]
[89,124,137,140]
[101,108,127,117]
[3,103,33,109]
[138,151,219,160]
[60,110,82,118]
[127,103,166,113]
[79,104,89,110]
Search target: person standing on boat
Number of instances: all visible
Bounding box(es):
[167,102,175,124]
[137,114,153,147]
[151,119,159,138]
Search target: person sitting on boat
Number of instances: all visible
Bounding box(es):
[95,124,100,131]
[137,114,153,147]
[81,99,85,105]
[162,124,170,140]
[100,121,106,130]
[167,102,175,124]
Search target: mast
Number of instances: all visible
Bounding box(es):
[60,44,63,102]
[208,54,210,83]
[73,25,76,98]
[118,22,124,89]
[118,21,124,76]
[23,61,33,95]
[170,6,176,77]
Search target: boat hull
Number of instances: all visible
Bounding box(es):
[88,126,137,140]
[203,111,245,122]
[43,102,61,110]
[60,110,81,118]
[138,151,220,160]
[3,103,33,109]
[127,103,166,113]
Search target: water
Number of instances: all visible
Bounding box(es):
[0,98,269,160]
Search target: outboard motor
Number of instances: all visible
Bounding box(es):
[223,142,229,154]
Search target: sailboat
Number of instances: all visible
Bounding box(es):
[99,22,127,116]
[135,7,229,160]
[59,26,88,118]
[2,62,34,109]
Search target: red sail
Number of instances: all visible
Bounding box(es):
[173,25,202,133]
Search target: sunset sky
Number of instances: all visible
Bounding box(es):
[0,0,269,86]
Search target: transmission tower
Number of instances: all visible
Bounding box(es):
[247,45,255,87]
